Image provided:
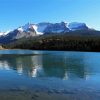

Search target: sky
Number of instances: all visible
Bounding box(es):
[0,0,100,31]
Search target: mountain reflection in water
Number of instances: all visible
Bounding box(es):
[0,52,96,80]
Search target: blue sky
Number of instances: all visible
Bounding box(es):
[0,0,100,31]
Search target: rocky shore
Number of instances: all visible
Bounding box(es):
[0,88,100,100]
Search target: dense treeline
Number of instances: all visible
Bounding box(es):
[3,32,100,52]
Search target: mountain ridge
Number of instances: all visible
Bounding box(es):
[0,21,98,44]
[0,21,90,36]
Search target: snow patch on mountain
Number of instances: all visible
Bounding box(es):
[36,22,51,34]
[31,25,43,35]
[0,30,10,36]
[68,22,88,31]
[0,32,4,36]
[18,27,24,32]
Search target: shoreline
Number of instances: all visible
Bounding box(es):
[0,49,100,53]
[0,89,99,100]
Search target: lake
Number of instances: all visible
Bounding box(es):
[0,50,100,100]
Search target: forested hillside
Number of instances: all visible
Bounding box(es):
[3,30,100,52]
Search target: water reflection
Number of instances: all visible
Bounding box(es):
[0,55,42,77]
[42,54,86,79]
[0,51,100,80]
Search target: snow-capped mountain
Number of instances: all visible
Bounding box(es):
[8,27,36,40]
[15,21,89,35]
[0,21,91,43]
[0,23,36,44]
[18,23,36,33]
[2,21,89,37]
[17,22,50,35]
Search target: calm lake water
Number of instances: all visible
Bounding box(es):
[0,50,100,93]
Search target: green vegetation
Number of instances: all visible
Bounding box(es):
[3,31,100,52]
